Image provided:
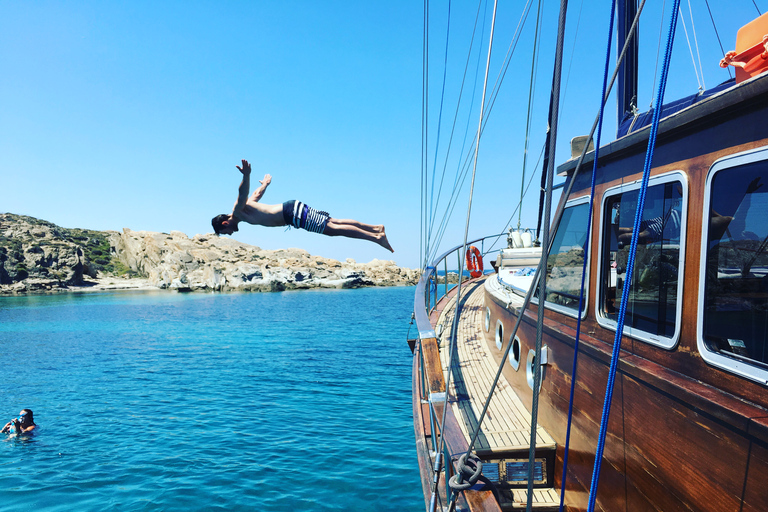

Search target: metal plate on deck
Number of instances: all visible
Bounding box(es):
[483,462,500,482]
[481,458,548,487]
[505,459,546,486]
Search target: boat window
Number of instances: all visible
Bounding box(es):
[598,177,685,347]
[701,159,768,377]
[535,200,590,316]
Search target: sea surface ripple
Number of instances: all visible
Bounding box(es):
[0,287,423,511]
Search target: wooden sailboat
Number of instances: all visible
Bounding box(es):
[412,3,768,511]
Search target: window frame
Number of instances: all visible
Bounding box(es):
[595,171,689,350]
[531,195,591,320]
[697,145,768,385]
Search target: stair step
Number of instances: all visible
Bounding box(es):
[500,488,560,510]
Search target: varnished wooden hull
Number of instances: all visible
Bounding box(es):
[484,73,768,510]
[413,74,768,511]
[412,282,502,512]
[484,291,768,511]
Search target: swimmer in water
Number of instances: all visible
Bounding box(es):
[1,409,36,434]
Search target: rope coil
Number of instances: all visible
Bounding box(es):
[448,453,483,491]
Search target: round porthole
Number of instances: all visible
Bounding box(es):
[508,336,521,371]
[484,307,491,332]
[495,321,504,350]
[526,349,544,392]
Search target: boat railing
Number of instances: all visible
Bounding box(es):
[412,234,507,511]
[414,234,505,336]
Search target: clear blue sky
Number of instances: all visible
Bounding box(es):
[0,1,762,268]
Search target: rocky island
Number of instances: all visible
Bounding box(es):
[0,213,419,295]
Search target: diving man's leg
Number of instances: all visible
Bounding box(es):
[324,219,394,252]
[328,219,384,234]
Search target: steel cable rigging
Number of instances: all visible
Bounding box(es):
[428,2,499,510]
[424,0,488,269]
[432,2,648,509]
[423,0,539,269]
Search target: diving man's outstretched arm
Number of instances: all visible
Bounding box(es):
[250,173,272,203]
[232,159,252,214]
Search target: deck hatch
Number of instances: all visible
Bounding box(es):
[481,458,549,487]
[505,460,546,486]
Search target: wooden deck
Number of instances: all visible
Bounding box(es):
[436,280,555,454]
[436,279,559,510]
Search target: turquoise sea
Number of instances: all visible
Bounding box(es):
[0,286,423,511]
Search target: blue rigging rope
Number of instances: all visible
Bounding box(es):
[559,0,615,509]
[586,2,681,510]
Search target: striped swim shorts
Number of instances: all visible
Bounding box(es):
[282,200,330,234]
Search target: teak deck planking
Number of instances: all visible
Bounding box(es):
[435,279,555,455]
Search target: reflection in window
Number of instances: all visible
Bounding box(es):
[600,181,683,339]
[537,202,589,312]
[703,162,768,368]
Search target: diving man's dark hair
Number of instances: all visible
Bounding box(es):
[211,214,229,235]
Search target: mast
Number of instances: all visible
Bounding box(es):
[617,0,638,129]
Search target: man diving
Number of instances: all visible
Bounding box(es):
[211,160,394,252]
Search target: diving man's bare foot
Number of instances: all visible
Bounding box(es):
[378,232,394,253]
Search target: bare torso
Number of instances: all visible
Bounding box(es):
[233,200,286,227]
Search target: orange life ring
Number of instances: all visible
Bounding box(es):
[465,246,483,278]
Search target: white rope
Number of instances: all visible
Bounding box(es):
[688,0,705,90]
[519,0,544,231]
[426,0,536,266]
[561,0,586,116]
[485,143,546,256]
[426,0,487,268]
[679,5,702,91]
[650,0,667,107]
[484,0,536,119]
[421,0,429,268]
[426,0,454,268]
[427,2,485,260]
[435,0,498,503]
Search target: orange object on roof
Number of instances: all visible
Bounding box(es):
[720,12,768,83]
[735,12,768,53]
